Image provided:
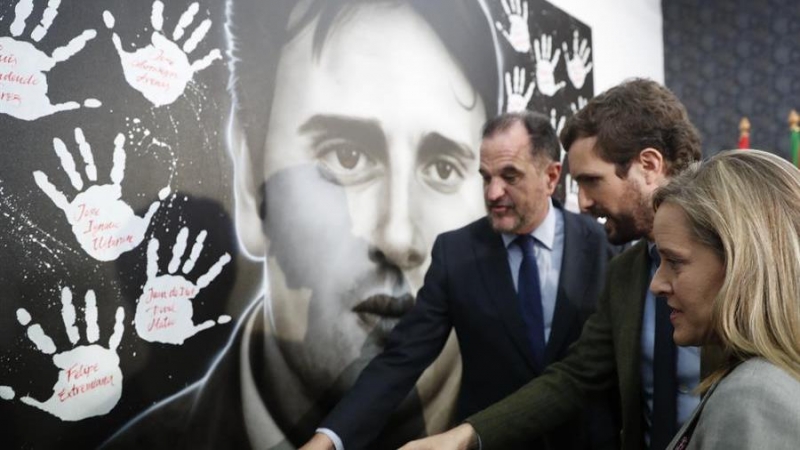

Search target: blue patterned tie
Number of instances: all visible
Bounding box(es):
[515,235,545,370]
[650,246,678,450]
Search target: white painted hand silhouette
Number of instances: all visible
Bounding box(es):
[135,227,232,345]
[103,1,221,107]
[550,108,568,164]
[550,108,566,137]
[570,96,588,114]
[504,66,535,113]
[32,128,170,261]
[562,30,593,90]
[0,287,125,421]
[0,0,100,120]
[534,34,566,97]
[494,0,531,53]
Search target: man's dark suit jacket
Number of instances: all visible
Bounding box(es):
[467,240,726,450]
[322,206,618,450]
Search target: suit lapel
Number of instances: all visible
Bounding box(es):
[472,218,538,372]
[544,210,584,364]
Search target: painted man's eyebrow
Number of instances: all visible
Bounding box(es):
[298,114,385,150]
[418,132,475,161]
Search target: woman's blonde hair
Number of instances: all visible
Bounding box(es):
[653,149,800,389]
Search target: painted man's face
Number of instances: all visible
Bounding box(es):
[260,3,486,401]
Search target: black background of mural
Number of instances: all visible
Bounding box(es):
[663,0,800,158]
[0,1,247,447]
[0,0,591,447]
[487,0,594,201]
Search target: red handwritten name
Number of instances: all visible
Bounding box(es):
[92,234,134,251]
[146,302,176,314]
[153,49,174,65]
[0,70,38,86]
[57,373,115,402]
[145,286,197,304]
[0,45,18,66]
[66,363,99,382]
[0,90,21,105]
[83,219,120,236]
[147,315,175,331]
[75,203,99,222]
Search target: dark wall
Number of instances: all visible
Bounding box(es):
[663,0,800,158]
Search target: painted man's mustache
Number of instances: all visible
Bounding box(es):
[353,294,415,317]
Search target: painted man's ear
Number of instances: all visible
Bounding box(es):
[228,114,267,259]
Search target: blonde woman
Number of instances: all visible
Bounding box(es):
[650,149,800,449]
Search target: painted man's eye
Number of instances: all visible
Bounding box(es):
[420,157,465,194]
[315,140,381,186]
[434,161,454,180]
[334,147,361,170]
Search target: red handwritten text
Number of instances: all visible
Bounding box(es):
[0,46,19,65]
[57,373,115,402]
[145,286,197,304]
[66,363,99,382]
[83,219,120,236]
[92,234,134,252]
[0,90,21,105]
[147,315,175,331]
[0,70,38,86]
[75,203,99,222]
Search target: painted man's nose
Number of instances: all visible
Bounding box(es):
[368,186,425,270]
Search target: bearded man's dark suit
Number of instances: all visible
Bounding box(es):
[322,203,618,450]
[467,240,726,450]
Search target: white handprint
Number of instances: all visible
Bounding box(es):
[0,0,100,120]
[534,34,566,97]
[504,66,535,113]
[550,108,566,137]
[135,227,232,345]
[32,128,170,261]
[562,30,593,90]
[494,0,531,53]
[0,287,124,421]
[550,108,568,165]
[103,1,221,107]
[570,96,588,114]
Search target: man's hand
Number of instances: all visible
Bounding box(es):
[299,432,335,450]
[399,423,479,450]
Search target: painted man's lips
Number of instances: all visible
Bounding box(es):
[353,294,415,338]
